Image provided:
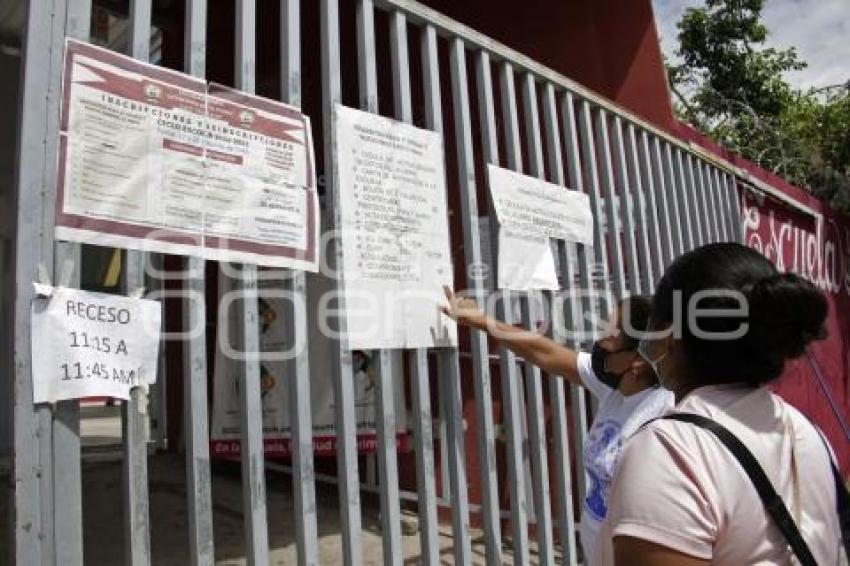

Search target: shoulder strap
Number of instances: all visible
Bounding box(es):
[660,413,819,566]
[813,429,850,560]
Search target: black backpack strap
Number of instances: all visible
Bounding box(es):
[659,413,819,566]
[813,428,850,559]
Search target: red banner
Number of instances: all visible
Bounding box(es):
[741,187,850,474]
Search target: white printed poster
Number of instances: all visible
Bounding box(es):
[30,286,161,404]
[486,164,594,290]
[334,104,457,349]
[56,39,319,270]
[210,276,409,457]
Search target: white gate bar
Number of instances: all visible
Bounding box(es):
[522,73,557,566]
[415,22,448,566]
[356,0,378,112]
[11,4,64,562]
[693,159,715,244]
[497,61,531,564]
[702,161,722,243]
[707,165,726,242]
[376,10,415,565]
[234,2,271,564]
[648,136,676,266]
[660,142,685,257]
[673,148,697,252]
[715,167,733,242]
[610,116,643,296]
[541,82,579,566]
[53,241,82,566]
[52,2,90,564]
[594,109,627,299]
[436,344,473,564]
[124,2,154,563]
[684,153,707,247]
[690,160,710,243]
[322,1,364,563]
[182,2,215,564]
[633,129,665,285]
[281,1,320,564]
[560,92,592,510]
[623,123,657,293]
[576,101,613,317]
[451,43,501,565]
[726,173,745,244]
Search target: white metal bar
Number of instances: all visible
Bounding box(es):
[693,159,716,243]
[409,348,440,566]
[437,348,472,564]
[498,61,531,565]
[451,43,500,565]
[541,83,579,566]
[576,101,613,319]
[684,153,706,247]
[373,11,415,565]
[714,167,732,242]
[322,2,364,563]
[281,2,319,564]
[634,130,665,284]
[417,23,449,566]
[660,142,685,257]
[522,73,556,566]
[624,124,656,293]
[726,173,744,244]
[373,350,402,565]
[53,241,82,566]
[594,110,628,299]
[356,0,379,113]
[11,5,64,559]
[648,136,676,266]
[234,2,270,564]
[182,2,215,564]
[124,2,154,564]
[560,93,592,510]
[672,147,696,252]
[609,115,642,295]
[703,161,722,243]
[51,3,90,564]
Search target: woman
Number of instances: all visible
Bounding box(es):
[598,243,845,565]
[442,287,674,565]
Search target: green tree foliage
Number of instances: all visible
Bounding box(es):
[668,0,850,214]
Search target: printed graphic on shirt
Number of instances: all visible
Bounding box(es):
[584,419,623,521]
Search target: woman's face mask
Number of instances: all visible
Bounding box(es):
[637,337,671,390]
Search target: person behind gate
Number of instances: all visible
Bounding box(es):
[441,288,674,566]
[597,242,845,566]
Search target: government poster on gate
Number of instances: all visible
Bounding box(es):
[210,276,410,458]
[56,39,318,270]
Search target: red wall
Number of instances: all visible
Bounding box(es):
[420,0,676,130]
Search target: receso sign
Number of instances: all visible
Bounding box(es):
[31,287,161,404]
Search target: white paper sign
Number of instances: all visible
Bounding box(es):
[335,105,457,349]
[486,164,593,290]
[31,287,161,404]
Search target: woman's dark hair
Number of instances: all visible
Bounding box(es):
[617,295,653,348]
[652,243,827,385]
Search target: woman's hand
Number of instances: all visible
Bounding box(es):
[440,285,487,330]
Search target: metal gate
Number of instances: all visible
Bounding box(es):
[8,0,747,564]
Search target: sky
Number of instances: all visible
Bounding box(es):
[652,0,850,91]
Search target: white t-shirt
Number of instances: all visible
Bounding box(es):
[597,384,845,566]
[575,352,675,566]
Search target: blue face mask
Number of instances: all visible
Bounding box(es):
[637,338,671,390]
